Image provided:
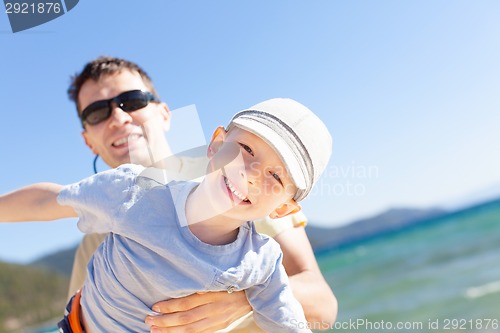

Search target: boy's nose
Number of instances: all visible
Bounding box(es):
[244,163,261,185]
[240,168,252,184]
[227,162,252,185]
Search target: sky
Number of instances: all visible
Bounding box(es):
[1,1,499,263]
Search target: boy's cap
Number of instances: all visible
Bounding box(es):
[228,98,332,202]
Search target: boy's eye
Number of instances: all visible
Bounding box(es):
[239,143,254,156]
[270,172,283,186]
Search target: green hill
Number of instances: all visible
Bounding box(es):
[31,246,76,277]
[0,262,69,333]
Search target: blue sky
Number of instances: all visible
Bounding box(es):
[1,1,499,263]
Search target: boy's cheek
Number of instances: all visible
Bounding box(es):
[212,143,243,171]
[284,183,298,197]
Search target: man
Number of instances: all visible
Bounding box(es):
[67,56,337,332]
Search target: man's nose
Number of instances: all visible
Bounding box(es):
[108,105,133,127]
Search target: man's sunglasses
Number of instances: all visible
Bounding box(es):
[79,90,159,126]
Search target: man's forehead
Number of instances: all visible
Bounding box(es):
[83,70,146,93]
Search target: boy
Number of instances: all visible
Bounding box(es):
[0,98,332,333]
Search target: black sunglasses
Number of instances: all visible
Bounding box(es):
[79,90,159,126]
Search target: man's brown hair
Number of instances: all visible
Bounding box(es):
[68,56,159,113]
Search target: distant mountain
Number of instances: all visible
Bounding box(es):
[30,200,500,267]
[31,207,450,276]
[440,183,500,211]
[306,207,448,253]
[27,196,500,275]
[307,195,500,253]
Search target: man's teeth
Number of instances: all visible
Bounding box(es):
[224,178,248,202]
[113,134,141,146]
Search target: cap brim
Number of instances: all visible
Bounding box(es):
[231,117,307,191]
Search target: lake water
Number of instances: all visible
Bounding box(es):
[316,200,500,332]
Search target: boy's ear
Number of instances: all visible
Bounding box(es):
[208,126,226,158]
[269,200,302,219]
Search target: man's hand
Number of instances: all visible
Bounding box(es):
[146,291,252,333]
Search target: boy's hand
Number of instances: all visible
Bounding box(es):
[146,291,251,333]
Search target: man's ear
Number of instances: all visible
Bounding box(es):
[207,126,226,158]
[269,200,302,219]
[82,130,98,155]
[157,102,171,132]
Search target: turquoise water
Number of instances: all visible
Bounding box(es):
[317,201,500,332]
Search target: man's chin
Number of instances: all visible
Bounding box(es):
[106,153,136,168]
[125,145,153,166]
[127,155,155,167]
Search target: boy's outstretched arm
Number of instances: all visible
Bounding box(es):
[0,183,77,222]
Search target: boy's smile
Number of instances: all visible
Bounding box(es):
[223,176,251,204]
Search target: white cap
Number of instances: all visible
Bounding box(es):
[228,98,332,202]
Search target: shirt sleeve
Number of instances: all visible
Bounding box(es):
[254,210,308,238]
[245,253,312,333]
[57,164,145,234]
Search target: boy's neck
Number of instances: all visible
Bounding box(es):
[187,222,240,245]
[184,183,244,245]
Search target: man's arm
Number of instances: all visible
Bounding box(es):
[245,252,312,333]
[276,225,338,326]
[0,183,77,222]
[146,226,337,332]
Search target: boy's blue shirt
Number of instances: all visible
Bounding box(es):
[58,164,309,333]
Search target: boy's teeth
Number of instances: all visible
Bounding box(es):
[225,178,248,201]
